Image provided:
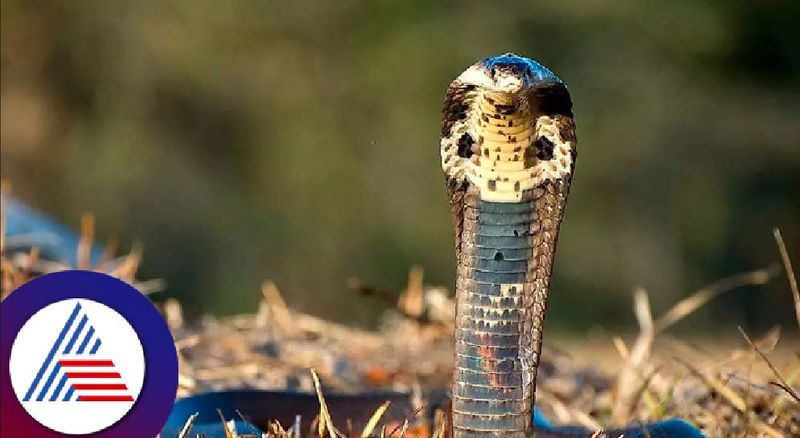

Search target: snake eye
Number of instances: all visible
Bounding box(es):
[534,136,555,160]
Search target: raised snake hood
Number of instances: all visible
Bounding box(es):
[441,53,576,203]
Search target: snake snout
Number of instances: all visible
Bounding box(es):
[491,70,524,93]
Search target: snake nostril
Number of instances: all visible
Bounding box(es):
[494,251,504,261]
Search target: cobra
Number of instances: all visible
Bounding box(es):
[441,53,576,437]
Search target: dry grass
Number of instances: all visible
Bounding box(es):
[0,184,164,298]
[2,189,798,437]
[774,228,800,332]
[165,266,798,438]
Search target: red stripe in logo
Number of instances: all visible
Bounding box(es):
[65,372,121,379]
[77,395,135,402]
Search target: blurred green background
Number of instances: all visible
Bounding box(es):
[2,0,798,332]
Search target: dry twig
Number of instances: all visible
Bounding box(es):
[737,326,800,403]
[654,266,778,334]
[311,369,341,438]
[361,401,391,438]
[773,228,800,332]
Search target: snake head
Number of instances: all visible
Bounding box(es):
[459,53,562,93]
[441,53,576,203]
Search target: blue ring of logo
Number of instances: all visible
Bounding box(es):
[1,270,178,437]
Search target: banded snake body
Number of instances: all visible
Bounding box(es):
[441,54,576,438]
[440,54,701,438]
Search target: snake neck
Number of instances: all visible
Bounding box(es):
[467,92,536,203]
[452,182,568,438]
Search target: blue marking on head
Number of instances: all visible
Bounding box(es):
[481,53,562,86]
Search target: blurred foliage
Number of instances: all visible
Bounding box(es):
[2,0,798,331]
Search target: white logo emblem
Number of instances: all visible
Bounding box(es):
[9,298,146,434]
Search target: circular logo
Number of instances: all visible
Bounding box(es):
[9,299,146,434]
[1,271,177,437]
